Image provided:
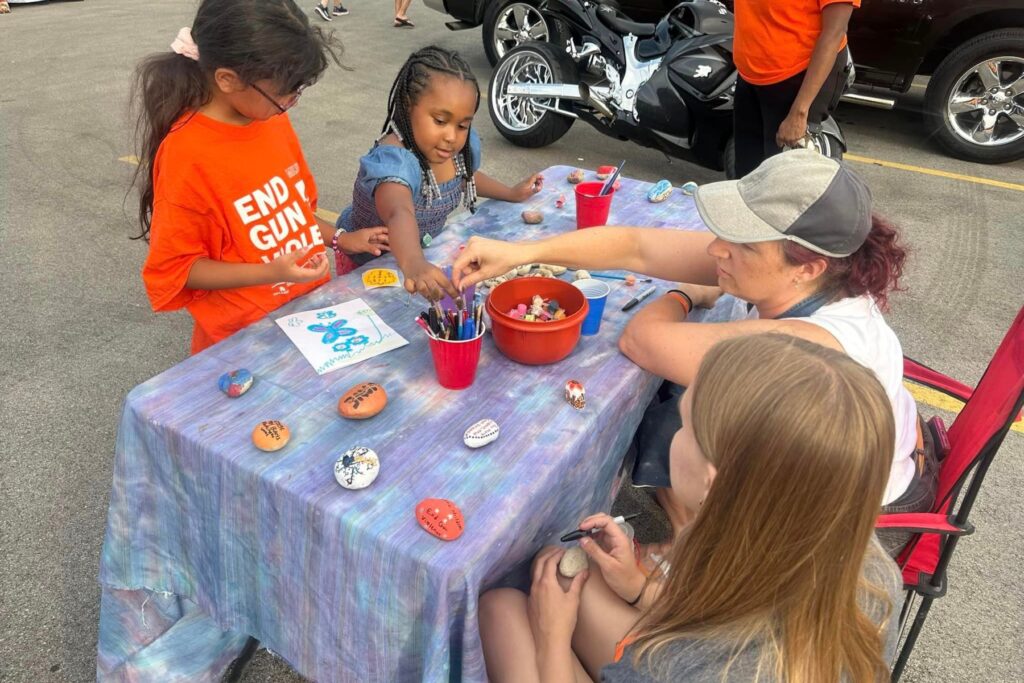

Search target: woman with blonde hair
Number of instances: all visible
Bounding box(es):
[479,334,903,682]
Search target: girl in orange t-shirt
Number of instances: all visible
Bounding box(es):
[732,0,859,177]
[134,0,388,354]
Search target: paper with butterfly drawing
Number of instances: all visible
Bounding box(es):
[275,298,408,375]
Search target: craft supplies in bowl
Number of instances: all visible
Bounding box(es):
[486,277,588,365]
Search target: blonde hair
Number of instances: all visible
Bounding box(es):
[632,334,896,683]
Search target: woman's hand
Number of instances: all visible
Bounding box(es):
[776,108,809,149]
[577,514,646,604]
[451,236,526,289]
[527,546,588,646]
[401,258,459,301]
[677,282,722,309]
[270,246,330,283]
[510,173,544,202]
[337,227,390,257]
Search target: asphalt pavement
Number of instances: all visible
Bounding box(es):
[0,2,1021,682]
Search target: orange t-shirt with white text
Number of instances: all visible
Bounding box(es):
[142,112,328,354]
[733,0,860,86]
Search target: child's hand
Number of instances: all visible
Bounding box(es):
[510,173,544,202]
[402,259,459,301]
[577,513,646,605]
[271,246,330,283]
[527,546,587,646]
[338,227,390,257]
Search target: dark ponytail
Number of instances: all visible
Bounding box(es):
[131,0,342,239]
[382,46,480,212]
[783,214,908,310]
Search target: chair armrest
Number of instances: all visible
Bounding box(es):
[875,512,974,537]
[903,357,973,403]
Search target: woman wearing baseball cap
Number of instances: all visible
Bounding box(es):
[453,150,936,555]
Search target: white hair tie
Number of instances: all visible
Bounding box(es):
[170,27,200,62]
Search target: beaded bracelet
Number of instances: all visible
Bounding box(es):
[329,229,344,252]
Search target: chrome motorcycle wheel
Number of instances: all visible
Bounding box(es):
[492,3,550,62]
[491,50,556,132]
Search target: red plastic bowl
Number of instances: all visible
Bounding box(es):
[486,277,589,365]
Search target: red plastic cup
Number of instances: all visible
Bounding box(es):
[428,324,486,390]
[575,181,615,229]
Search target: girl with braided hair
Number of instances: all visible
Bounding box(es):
[336,45,544,300]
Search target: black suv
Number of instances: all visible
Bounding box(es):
[424,0,1024,163]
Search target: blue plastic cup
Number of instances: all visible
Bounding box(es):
[573,279,610,336]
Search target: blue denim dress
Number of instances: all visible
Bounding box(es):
[337,130,482,268]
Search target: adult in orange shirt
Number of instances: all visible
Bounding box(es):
[134,0,388,355]
[732,0,858,177]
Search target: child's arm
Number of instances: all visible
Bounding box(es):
[473,170,543,203]
[185,247,329,290]
[316,217,389,257]
[375,183,459,299]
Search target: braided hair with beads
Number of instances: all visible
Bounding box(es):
[381,46,480,212]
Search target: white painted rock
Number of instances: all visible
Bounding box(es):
[516,264,533,276]
[541,264,567,275]
[573,270,591,281]
[334,446,380,490]
[559,546,589,578]
[464,419,500,448]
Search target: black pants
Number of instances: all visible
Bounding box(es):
[733,48,850,178]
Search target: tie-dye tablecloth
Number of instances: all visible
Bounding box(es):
[97,166,741,682]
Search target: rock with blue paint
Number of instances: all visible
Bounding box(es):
[647,180,673,203]
[334,446,380,490]
[218,369,254,398]
[463,419,500,448]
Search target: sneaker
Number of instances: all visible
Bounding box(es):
[313,4,331,21]
[332,5,349,15]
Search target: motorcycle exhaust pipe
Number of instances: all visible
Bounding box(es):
[505,83,615,119]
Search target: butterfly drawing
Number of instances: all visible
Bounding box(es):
[307,319,357,345]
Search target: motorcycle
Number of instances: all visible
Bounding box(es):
[488,0,847,177]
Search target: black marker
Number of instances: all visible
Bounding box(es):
[621,285,656,311]
[560,513,641,543]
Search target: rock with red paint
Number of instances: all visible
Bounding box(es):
[338,382,387,419]
[521,210,544,224]
[596,165,617,180]
[554,194,566,209]
[416,498,465,541]
[218,369,254,398]
[565,380,586,410]
[252,420,290,451]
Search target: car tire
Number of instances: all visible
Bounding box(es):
[924,29,1024,164]
[488,42,577,148]
[483,0,567,66]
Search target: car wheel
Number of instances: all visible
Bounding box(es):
[924,29,1024,164]
[489,42,576,148]
[483,1,556,66]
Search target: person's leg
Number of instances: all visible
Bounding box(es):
[571,561,644,680]
[479,588,593,683]
[314,1,331,21]
[0,2,10,15]
[732,76,766,177]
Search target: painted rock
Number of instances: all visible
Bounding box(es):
[252,420,290,451]
[565,380,586,410]
[521,210,543,224]
[218,369,254,398]
[517,264,534,276]
[647,179,673,203]
[596,165,616,180]
[681,181,699,196]
[625,274,637,286]
[422,233,433,247]
[416,498,465,541]
[535,268,553,278]
[567,168,585,184]
[334,446,380,490]
[554,193,567,208]
[338,382,387,420]
[573,269,591,281]
[559,546,589,578]
[464,419,500,448]
[542,264,567,275]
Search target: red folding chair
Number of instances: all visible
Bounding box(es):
[876,305,1024,681]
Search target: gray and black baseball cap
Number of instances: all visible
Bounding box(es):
[695,149,872,258]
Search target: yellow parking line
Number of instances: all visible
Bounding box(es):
[316,208,340,223]
[845,154,1024,193]
[904,380,1024,434]
[119,155,140,165]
